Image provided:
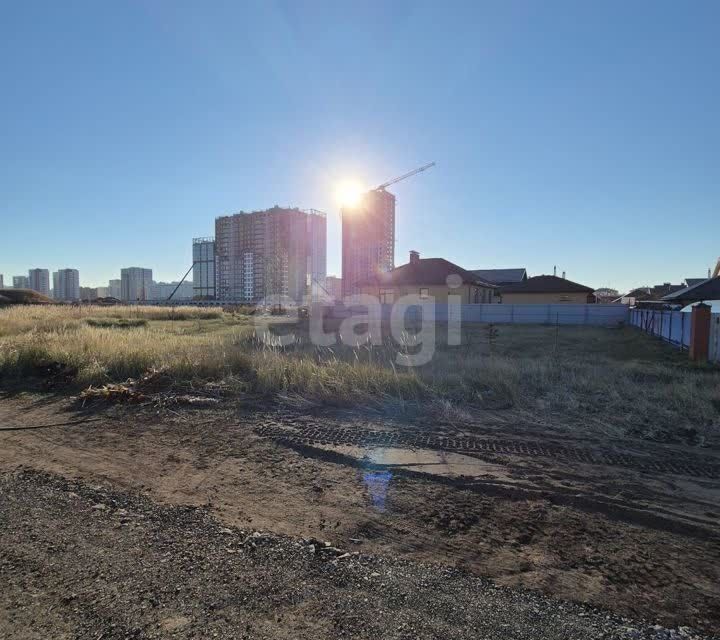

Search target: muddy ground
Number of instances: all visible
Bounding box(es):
[1,393,719,638]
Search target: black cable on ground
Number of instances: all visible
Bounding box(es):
[0,417,102,432]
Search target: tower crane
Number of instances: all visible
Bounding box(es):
[373,162,435,192]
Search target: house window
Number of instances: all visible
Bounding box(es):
[380,289,394,304]
[419,287,429,299]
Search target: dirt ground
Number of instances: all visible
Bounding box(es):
[1,392,719,637]
[2,471,694,640]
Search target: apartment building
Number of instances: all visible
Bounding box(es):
[341,189,395,297]
[107,279,121,299]
[120,267,152,302]
[28,269,50,297]
[215,207,326,302]
[148,281,193,301]
[192,237,216,299]
[13,276,29,289]
[53,269,80,301]
[79,287,98,302]
[324,276,342,301]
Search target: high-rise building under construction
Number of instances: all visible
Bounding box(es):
[215,207,326,302]
[192,237,216,300]
[341,189,396,297]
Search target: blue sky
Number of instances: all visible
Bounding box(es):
[1,0,718,291]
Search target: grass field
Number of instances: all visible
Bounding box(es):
[1,304,719,443]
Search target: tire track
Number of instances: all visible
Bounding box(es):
[254,423,720,480]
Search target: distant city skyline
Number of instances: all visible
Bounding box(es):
[2,2,719,293]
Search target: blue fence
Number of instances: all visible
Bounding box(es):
[629,308,692,349]
[630,308,720,363]
[379,303,628,326]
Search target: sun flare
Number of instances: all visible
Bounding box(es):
[335,180,365,208]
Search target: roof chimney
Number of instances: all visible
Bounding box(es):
[409,250,420,264]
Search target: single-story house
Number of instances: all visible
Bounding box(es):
[615,281,692,305]
[661,277,720,307]
[359,251,496,304]
[499,275,596,304]
[470,268,527,287]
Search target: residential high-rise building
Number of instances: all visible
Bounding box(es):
[96,286,109,298]
[107,279,121,299]
[53,269,80,301]
[28,268,51,297]
[306,212,327,301]
[324,276,343,301]
[192,237,216,299]
[147,281,193,301]
[79,287,98,302]
[215,207,326,302]
[341,189,395,297]
[0,274,4,288]
[120,268,152,302]
[13,275,29,289]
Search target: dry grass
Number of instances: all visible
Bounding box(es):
[1,305,719,443]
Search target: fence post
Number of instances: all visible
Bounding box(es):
[689,303,711,363]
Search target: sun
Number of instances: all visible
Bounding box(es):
[335,180,365,208]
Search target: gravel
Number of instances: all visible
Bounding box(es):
[0,470,715,640]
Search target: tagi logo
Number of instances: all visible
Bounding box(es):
[252,275,467,367]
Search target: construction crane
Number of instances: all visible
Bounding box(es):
[167,264,194,301]
[373,162,435,192]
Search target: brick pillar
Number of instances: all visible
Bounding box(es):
[689,303,711,362]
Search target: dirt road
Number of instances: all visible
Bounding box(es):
[1,393,719,637]
[3,470,695,640]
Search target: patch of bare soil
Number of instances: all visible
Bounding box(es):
[1,393,719,635]
[3,470,697,640]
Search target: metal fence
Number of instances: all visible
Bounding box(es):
[629,308,692,349]
[630,308,720,363]
[381,303,629,326]
[711,315,720,363]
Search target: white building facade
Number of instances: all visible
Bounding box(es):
[28,269,50,297]
[147,281,193,301]
[120,268,153,302]
[53,269,80,301]
[107,279,121,299]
